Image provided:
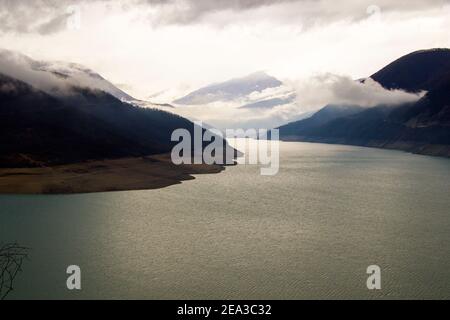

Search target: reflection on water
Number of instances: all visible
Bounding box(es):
[1,141,450,299]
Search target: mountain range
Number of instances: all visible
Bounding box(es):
[0,50,232,168]
[278,49,450,157]
[172,71,296,110]
[1,47,449,170]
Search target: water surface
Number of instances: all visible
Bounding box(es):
[1,142,450,299]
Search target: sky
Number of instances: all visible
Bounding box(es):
[1,0,449,100]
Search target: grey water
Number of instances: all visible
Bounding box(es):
[1,141,450,299]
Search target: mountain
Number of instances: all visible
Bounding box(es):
[36,60,136,102]
[0,73,192,167]
[173,71,284,105]
[279,49,450,157]
[0,51,235,168]
[278,105,364,138]
[0,49,136,101]
[370,48,450,92]
[238,93,296,110]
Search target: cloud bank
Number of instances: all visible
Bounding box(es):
[0,49,130,98]
[173,73,425,130]
[0,0,448,34]
[289,74,425,112]
[0,49,71,94]
[141,0,449,27]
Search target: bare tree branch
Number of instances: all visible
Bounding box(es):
[0,242,29,300]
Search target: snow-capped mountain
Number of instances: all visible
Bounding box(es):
[160,71,301,130]
[172,71,296,109]
[0,49,135,102]
[35,61,136,102]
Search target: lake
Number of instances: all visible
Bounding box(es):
[1,141,450,299]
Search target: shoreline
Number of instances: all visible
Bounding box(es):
[0,154,227,195]
[280,137,450,158]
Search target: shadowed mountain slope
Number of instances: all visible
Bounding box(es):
[279,49,450,157]
[0,72,231,167]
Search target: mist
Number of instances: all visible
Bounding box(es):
[0,49,72,95]
[172,73,425,130]
[288,74,425,112]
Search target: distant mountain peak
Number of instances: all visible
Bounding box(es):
[241,70,275,80]
[173,71,283,105]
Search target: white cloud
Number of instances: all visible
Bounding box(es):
[288,74,425,112]
[0,49,133,99]
[2,1,447,33]
[171,73,425,130]
[0,0,448,124]
[0,49,71,95]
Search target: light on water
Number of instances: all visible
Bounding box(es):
[1,141,450,299]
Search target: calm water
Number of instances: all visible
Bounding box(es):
[1,141,450,299]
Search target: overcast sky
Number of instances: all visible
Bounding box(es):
[0,0,449,99]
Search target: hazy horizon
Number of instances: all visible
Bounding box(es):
[1,0,450,129]
[0,0,449,98]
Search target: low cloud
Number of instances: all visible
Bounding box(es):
[0,49,114,96]
[173,73,425,130]
[0,49,71,94]
[0,47,427,130]
[288,74,425,112]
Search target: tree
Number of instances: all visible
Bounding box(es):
[0,243,29,300]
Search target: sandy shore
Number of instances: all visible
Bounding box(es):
[0,154,227,194]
